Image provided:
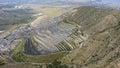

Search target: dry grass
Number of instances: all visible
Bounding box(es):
[0,63,37,68]
[27,4,70,17]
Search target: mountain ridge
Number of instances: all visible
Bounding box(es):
[61,6,120,68]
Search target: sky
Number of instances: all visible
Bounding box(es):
[65,0,120,2]
[0,0,120,3]
[71,0,120,2]
[103,0,120,2]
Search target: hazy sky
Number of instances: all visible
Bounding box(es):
[68,0,120,2]
[0,0,120,3]
[72,0,120,2]
[103,0,120,2]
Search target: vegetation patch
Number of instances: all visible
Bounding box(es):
[0,56,6,66]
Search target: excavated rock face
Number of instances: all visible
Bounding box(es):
[23,15,75,55]
[0,13,74,55]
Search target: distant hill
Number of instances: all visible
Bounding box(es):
[0,8,36,30]
[0,0,101,5]
[1,0,120,10]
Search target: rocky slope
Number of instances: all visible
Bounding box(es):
[61,6,120,68]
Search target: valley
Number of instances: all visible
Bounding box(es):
[0,2,120,68]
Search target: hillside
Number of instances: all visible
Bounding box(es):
[0,6,120,68]
[61,6,120,68]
